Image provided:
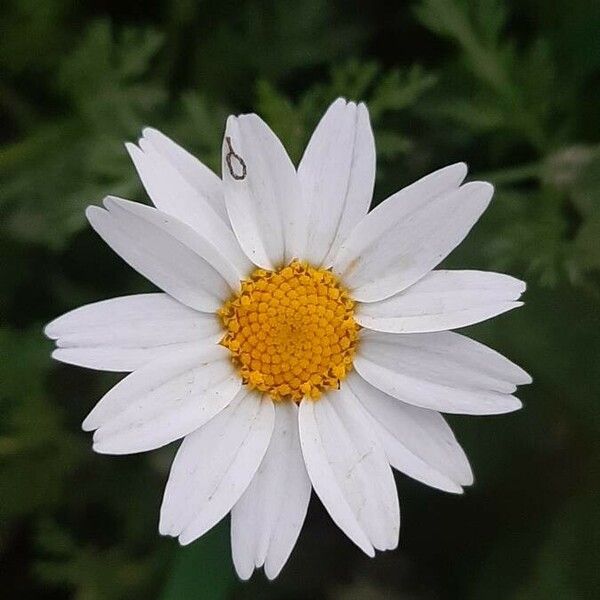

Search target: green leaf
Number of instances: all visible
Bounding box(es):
[161,522,236,600]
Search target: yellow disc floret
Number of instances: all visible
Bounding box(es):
[218,260,360,402]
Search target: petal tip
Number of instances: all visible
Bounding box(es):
[234,565,254,581]
[124,141,141,158]
[263,565,281,581]
[460,466,474,488]
[504,396,523,413]
[85,204,104,223]
[387,538,400,552]
[520,372,533,386]
[364,545,376,558]
[477,180,495,197]
[50,348,64,362]
[92,431,125,455]
[81,418,95,432]
[157,522,169,536]
[141,126,159,139]
[102,195,128,212]
[177,530,197,546]
[445,161,468,181]
[91,441,109,455]
[44,320,59,340]
[356,101,371,120]
[158,516,179,537]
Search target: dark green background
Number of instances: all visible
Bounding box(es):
[1,1,599,598]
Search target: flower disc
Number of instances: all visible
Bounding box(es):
[219,261,360,401]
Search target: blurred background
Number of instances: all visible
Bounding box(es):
[1,0,599,598]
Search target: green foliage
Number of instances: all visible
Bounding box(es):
[415,0,600,290]
[0,20,165,249]
[1,0,599,598]
[0,328,78,519]
[36,519,167,600]
[415,0,553,149]
[161,522,234,600]
[256,61,436,163]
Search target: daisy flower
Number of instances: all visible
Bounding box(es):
[45,98,531,580]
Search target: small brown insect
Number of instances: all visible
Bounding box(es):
[225,136,247,180]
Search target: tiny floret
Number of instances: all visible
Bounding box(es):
[219,260,359,402]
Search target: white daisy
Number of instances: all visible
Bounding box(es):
[45,98,531,580]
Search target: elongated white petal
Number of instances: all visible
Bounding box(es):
[85,345,239,454]
[160,389,275,544]
[45,293,221,372]
[333,165,495,302]
[231,402,311,580]
[139,127,230,223]
[299,390,400,556]
[45,293,218,343]
[347,373,472,493]
[355,330,530,415]
[298,99,375,267]
[51,344,203,373]
[127,135,251,278]
[86,197,240,312]
[357,270,525,334]
[222,114,302,269]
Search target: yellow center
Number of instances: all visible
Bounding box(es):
[218,260,360,402]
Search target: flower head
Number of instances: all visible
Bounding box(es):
[219,260,359,401]
[45,98,531,579]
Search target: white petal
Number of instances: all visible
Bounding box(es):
[86,197,241,312]
[299,390,400,555]
[127,134,251,278]
[231,402,311,580]
[85,345,240,454]
[355,330,530,415]
[222,114,302,269]
[45,293,221,372]
[332,164,495,302]
[45,293,215,342]
[160,389,275,544]
[51,344,205,373]
[347,373,472,493]
[357,270,525,333]
[139,127,229,223]
[297,99,375,266]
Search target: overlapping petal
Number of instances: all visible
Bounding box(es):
[86,197,243,312]
[135,127,230,223]
[298,98,376,267]
[299,388,400,556]
[347,373,472,493]
[332,164,496,302]
[356,270,525,333]
[127,131,251,277]
[355,329,530,415]
[85,345,240,454]
[231,402,311,580]
[160,389,274,544]
[222,114,302,269]
[45,293,221,371]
